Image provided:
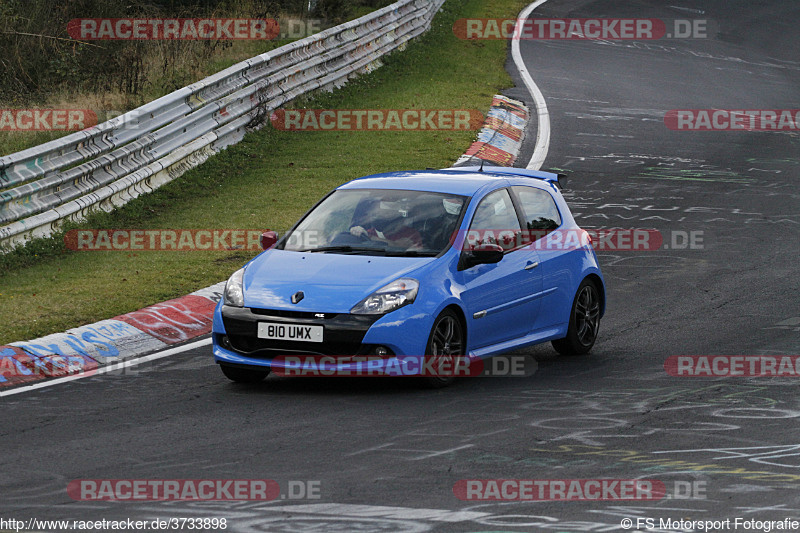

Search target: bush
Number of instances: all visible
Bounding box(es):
[0,0,397,104]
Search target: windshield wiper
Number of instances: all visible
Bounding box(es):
[296,245,386,254]
[384,250,438,257]
[294,246,436,256]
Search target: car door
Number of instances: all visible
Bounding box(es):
[457,188,543,349]
[511,185,569,332]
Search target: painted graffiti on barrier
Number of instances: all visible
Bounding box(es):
[0,345,47,386]
[456,95,528,167]
[10,319,153,367]
[1,285,223,389]
[114,295,216,344]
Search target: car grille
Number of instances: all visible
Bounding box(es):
[220,306,380,359]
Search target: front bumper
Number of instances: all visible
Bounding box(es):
[212,303,436,372]
[219,306,382,357]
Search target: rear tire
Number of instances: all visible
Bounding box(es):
[418,309,465,389]
[552,279,601,355]
[220,365,269,384]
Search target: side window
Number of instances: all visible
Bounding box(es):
[512,186,561,242]
[467,189,522,251]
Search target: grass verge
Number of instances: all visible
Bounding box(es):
[0,0,528,344]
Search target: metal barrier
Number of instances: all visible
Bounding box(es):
[0,0,445,250]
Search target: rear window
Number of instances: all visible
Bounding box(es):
[512,185,562,234]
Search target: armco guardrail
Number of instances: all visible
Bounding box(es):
[0,0,445,250]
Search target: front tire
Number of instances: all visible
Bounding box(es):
[418,309,465,388]
[220,364,269,384]
[552,279,601,355]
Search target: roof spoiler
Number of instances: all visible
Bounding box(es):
[443,165,569,190]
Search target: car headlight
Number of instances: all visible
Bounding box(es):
[350,278,419,315]
[223,268,245,307]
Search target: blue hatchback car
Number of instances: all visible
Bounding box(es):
[212,166,605,387]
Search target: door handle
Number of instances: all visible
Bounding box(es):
[524,261,539,270]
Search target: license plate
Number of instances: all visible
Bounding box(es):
[257,322,323,343]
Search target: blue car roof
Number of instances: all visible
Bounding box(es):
[338,166,561,196]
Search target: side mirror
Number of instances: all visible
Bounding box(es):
[461,243,504,269]
[260,230,279,250]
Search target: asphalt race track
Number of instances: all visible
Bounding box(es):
[2,1,799,531]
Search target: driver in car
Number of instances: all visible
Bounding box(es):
[349,200,423,249]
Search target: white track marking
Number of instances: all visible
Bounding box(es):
[0,338,211,398]
[512,0,552,170]
[259,503,491,523]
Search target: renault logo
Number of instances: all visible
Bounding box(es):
[291,291,304,304]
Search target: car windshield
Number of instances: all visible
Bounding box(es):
[281,189,468,256]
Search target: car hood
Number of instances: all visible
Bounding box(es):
[242,250,434,312]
